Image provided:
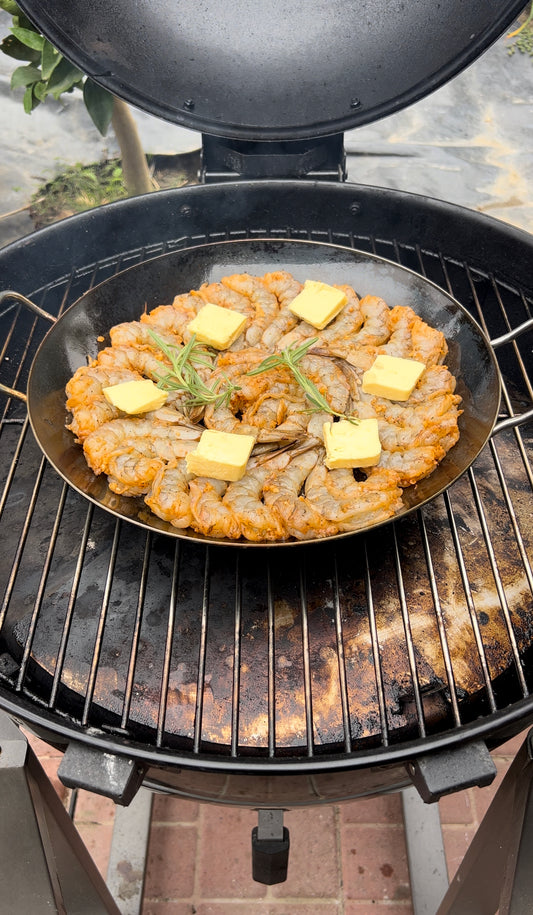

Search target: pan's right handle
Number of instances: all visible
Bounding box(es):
[490,316,533,435]
[0,290,57,403]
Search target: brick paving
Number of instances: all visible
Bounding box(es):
[23,727,526,913]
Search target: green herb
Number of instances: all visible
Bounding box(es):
[247,337,358,423]
[507,4,533,57]
[147,329,240,409]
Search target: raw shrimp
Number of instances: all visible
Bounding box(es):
[221,273,279,346]
[305,463,403,530]
[410,313,448,366]
[375,447,446,487]
[263,447,337,540]
[299,353,351,414]
[109,321,181,350]
[145,461,192,528]
[188,478,242,539]
[377,305,414,358]
[326,295,392,368]
[140,292,203,339]
[65,365,141,441]
[261,271,303,347]
[222,451,292,541]
[197,281,254,318]
[316,285,363,346]
[96,344,170,380]
[83,417,200,494]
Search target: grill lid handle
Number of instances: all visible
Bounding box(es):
[58,742,146,806]
[406,741,497,804]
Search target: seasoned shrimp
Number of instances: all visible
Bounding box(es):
[263,447,337,540]
[326,295,392,369]
[221,274,279,346]
[261,271,303,347]
[222,451,292,541]
[197,281,254,317]
[96,344,169,380]
[140,292,203,339]
[145,461,192,528]
[377,305,414,358]
[305,463,403,530]
[109,321,181,350]
[83,417,200,494]
[188,478,242,539]
[65,365,141,441]
[316,285,363,346]
[410,313,448,366]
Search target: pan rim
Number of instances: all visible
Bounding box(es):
[26,236,502,548]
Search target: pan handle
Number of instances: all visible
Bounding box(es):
[490,316,533,435]
[0,289,57,324]
[0,291,57,403]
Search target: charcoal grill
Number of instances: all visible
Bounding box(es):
[1,0,533,910]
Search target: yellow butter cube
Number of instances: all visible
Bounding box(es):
[187,303,246,349]
[288,280,348,330]
[185,429,255,482]
[362,354,425,402]
[323,418,381,469]
[102,379,167,413]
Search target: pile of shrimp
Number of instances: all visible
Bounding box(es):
[65,270,462,541]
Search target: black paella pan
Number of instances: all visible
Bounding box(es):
[1,236,525,545]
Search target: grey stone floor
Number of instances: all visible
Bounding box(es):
[0,9,532,248]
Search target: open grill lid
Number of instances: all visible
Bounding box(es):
[16,0,526,140]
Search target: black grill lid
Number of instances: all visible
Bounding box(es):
[17,1,525,140]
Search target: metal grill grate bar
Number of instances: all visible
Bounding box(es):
[0,215,531,780]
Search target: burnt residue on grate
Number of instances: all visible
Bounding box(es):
[0,229,532,768]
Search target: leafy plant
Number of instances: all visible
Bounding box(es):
[507,2,533,57]
[0,0,154,195]
[30,160,128,226]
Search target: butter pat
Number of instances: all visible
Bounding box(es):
[362,354,425,401]
[187,303,246,349]
[186,429,255,481]
[288,280,347,330]
[323,418,381,469]
[103,379,167,413]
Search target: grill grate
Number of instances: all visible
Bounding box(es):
[1,220,532,780]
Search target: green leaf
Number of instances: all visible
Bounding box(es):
[41,40,62,80]
[1,33,41,62]
[0,0,22,15]
[10,26,44,51]
[10,63,41,89]
[83,78,114,136]
[46,57,83,99]
[22,82,40,113]
[34,80,48,101]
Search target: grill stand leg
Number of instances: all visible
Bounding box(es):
[251,809,290,884]
[106,787,153,915]
[0,711,122,914]
[436,729,533,915]
[402,786,449,915]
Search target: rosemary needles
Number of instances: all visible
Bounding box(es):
[147,329,239,409]
[247,337,358,423]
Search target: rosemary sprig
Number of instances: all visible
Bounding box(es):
[247,337,358,423]
[147,329,239,409]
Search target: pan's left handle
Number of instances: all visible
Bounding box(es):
[491,316,533,434]
[0,290,57,403]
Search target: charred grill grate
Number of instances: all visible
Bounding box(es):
[1,221,532,779]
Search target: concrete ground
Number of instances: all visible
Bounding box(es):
[2,7,533,914]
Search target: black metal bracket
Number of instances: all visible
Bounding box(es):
[201,134,346,182]
[251,809,290,885]
[0,711,121,914]
[407,740,497,803]
[57,740,147,805]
